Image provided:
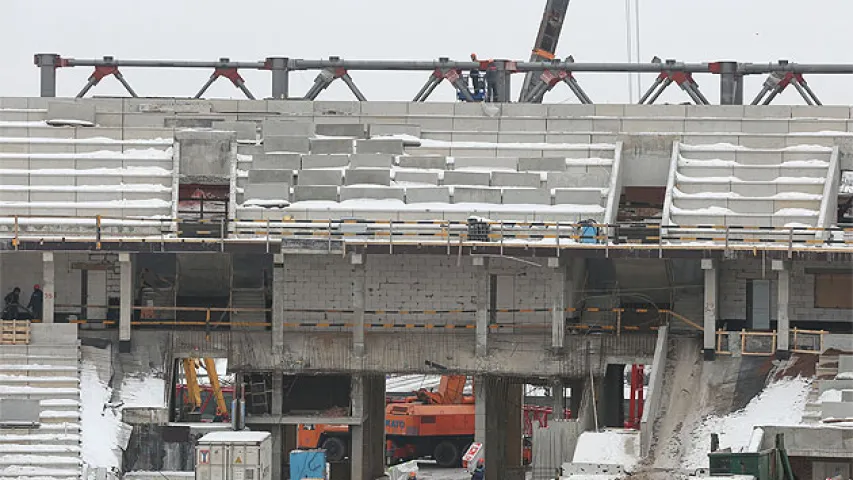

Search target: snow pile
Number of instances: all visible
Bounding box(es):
[572,430,641,471]
[838,372,853,380]
[120,374,166,409]
[80,362,126,471]
[818,389,843,403]
[684,377,811,470]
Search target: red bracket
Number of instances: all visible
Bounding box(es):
[332,67,348,79]
[657,70,696,86]
[212,67,245,87]
[432,68,461,83]
[91,65,120,82]
[776,72,806,88]
[540,69,572,87]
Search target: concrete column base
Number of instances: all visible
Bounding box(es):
[119,340,131,354]
[350,375,385,480]
[703,348,716,361]
[775,350,791,360]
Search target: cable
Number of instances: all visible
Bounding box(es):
[625,0,634,103]
[634,0,642,102]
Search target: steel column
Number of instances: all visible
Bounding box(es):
[265,57,290,99]
[34,53,61,98]
[495,60,515,103]
[716,61,743,105]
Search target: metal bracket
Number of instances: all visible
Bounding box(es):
[751,64,822,105]
[413,65,475,102]
[521,57,592,104]
[77,60,138,98]
[195,59,256,100]
[303,59,367,101]
[639,59,710,105]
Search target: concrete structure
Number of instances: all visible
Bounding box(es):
[1,97,853,480]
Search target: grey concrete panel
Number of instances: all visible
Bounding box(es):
[293,185,339,202]
[729,184,779,197]
[340,186,404,201]
[356,139,405,155]
[490,172,541,188]
[821,402,853,420]
[839,355,853,373]
[368,124,421,138]
[315,123,367,138]
[350,154,394,169]
[405,187,451,203]
[453,117,500,132]
[453,157,518,170]
[453,187,501,204]
[547,172,610,189]
[298,169,344,186]
[176,130,235,179]
[359,101,410,116]
[554,188,604,205]
[394,171,440,185]
[301,154,350,169]
[500,118,547,131]
[264,135,310,153]
[345,169,392,186]
[725,215,773,228]
[519,157,566,172]
[676,198,729,211]
[397,156,447,169]
[741,119,790,134]
[248,169,294,185]
[443,171,491,186]
[164,117,221,129]
[792,105,852,119]
[744,105,792,118]
[245,183,290,201]
[254,152,301,170]
[502,188,551,205]
[623,104,689,117]
[266,100,313,115]
[0,399,40,425]
[407,103,455,116]
[314,101,361,116]
[547,104,597,117]
[0,191,28,201]
[310,138,355,155]
[501,103,548,117]
[212,121,257,141]
[46,101,96,125]
[30,192,75,202]
[262,119,314,137]
[733,166,782,182]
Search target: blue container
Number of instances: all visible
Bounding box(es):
[290,450,327,480]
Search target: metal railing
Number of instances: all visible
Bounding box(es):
[2,215,851,252]
[715,328,827,356]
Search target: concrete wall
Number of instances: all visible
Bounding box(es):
[719,260,852,324]
[640,326,668,457]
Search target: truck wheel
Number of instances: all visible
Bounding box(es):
[322,437,347,463]
[433,441,460,468]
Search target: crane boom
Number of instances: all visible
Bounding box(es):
[519,0,572,103]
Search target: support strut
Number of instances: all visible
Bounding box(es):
[751,67,822,106]
[303,63,367,101]
[194,61,256,100]
[521,57,592,104]
[77,63,138,98]
[413,66,474,102]
[638,59,710,105]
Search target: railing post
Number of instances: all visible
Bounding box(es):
[788,228,794,259]
[95,215,102,250]
[389,219,394,254]
[327,221,333,253]
[445,221,451,255]
[499,221,504,256]
[555,221,561,256]
[13,215,19,250]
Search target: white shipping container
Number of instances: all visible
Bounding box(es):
[196,431,272,480]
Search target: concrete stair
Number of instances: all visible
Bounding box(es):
[231,288,267,327]
[0,344,82,480]
[802,352,840,424]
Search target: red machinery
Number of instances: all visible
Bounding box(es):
[624,364,645,430]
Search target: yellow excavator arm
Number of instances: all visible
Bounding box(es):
[182,358,202,408]
[202,358,228,417]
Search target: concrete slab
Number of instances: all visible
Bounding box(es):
[490,172,541,188]
[547,104,597,117]
[368,123,421,138]
[265,100,313,115]
[254,152,301,170]
[314,101,361,116]
[345,169,392,186]
[502,188,551,205]
[554,188,603,205]
[501,103,548,117]
[264,135,310,153]
[792,105,851,119]
[453,187,501,204]
[177,130,235,179]
[164,117,220,129]
[315,123,367,138]
[339,186,404,201]
[248,169,294,185]
[212,121,258,141]
[500,118,547,131]
[293,185,339,202]
[46,101,96,125]
[350,154,394,169]
[394,171,440,185]
[356,139,405,155]
[443,171,491,186]
[839,355,853,373]
[300,154,351,169]
[453,157,518,170]
[298,169,344,186]
[310,138,354,154]
[359,101,410,116]
[547,172,610,189]
[518,157,566,172]
[405,187,451,203]
[452,117,500,132]
[397,156,447,169]
[245,183,290,201]
[407,103,455,116]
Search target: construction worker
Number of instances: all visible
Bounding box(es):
[469,54,483,94]
[484,60,499,103]
[471,459,484,480]
[28,284,44,321]
[3,287,21,320]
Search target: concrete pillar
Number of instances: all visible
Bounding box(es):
[34,53,60,98]
[119,253,132,349]
[270,374,284,480]
[474,377,522,480]
[266,57,290,99]
[351,254,365,357]
[718,61,744,105]
[701,259,718,361]
[474,376,487,444]
[773,260,791,359]
[504,382,523,471]
[566,259,585,323]
[495,60,513,103]
[350,375,385,480]
[474,257,490,357]
[602,364,625,428]
[41,252,54,323]
[553,380,566,420]
[549,258,565,349]
[272,254,285,352]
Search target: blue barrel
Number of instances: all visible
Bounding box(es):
[290,450,327,480]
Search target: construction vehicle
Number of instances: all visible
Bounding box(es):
[296,376,569,467]
[175,358,231,422]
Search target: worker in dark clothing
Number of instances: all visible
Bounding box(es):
[28,285,44,321]
[838,196,853,224]
[3,287,21,320]
[484,60,499,103]
[469,53,483,95]
[471,459,484,480]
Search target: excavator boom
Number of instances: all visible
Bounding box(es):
[202,358,229,417]
[519,0,572,102]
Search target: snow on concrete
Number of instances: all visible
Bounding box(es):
[819,389,843,403]
[679,143,833,153]
[286,199,604,214]
[0,148,172,161]
[0,166,172,176]
[572,430,641,472]
[774,208,819,216]
[374,134,615,151]
[837,372,853,380]
[673,188,822,201]
[0,199,171,209]
[0,136,172,145]
[676,172,827,184]
[80,361,125,471]
[119,375,166,409]
[841,171,853,194]
[684,377,811,470]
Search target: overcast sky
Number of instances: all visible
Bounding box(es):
[3,0,853,105]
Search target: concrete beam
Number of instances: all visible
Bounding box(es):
[701,259,717,360]
[273,254,285,352]
[42,252,54,324]
[773,260,790,358]
[119,253,132,345]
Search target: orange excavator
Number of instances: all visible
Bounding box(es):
[296,376,568,467]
